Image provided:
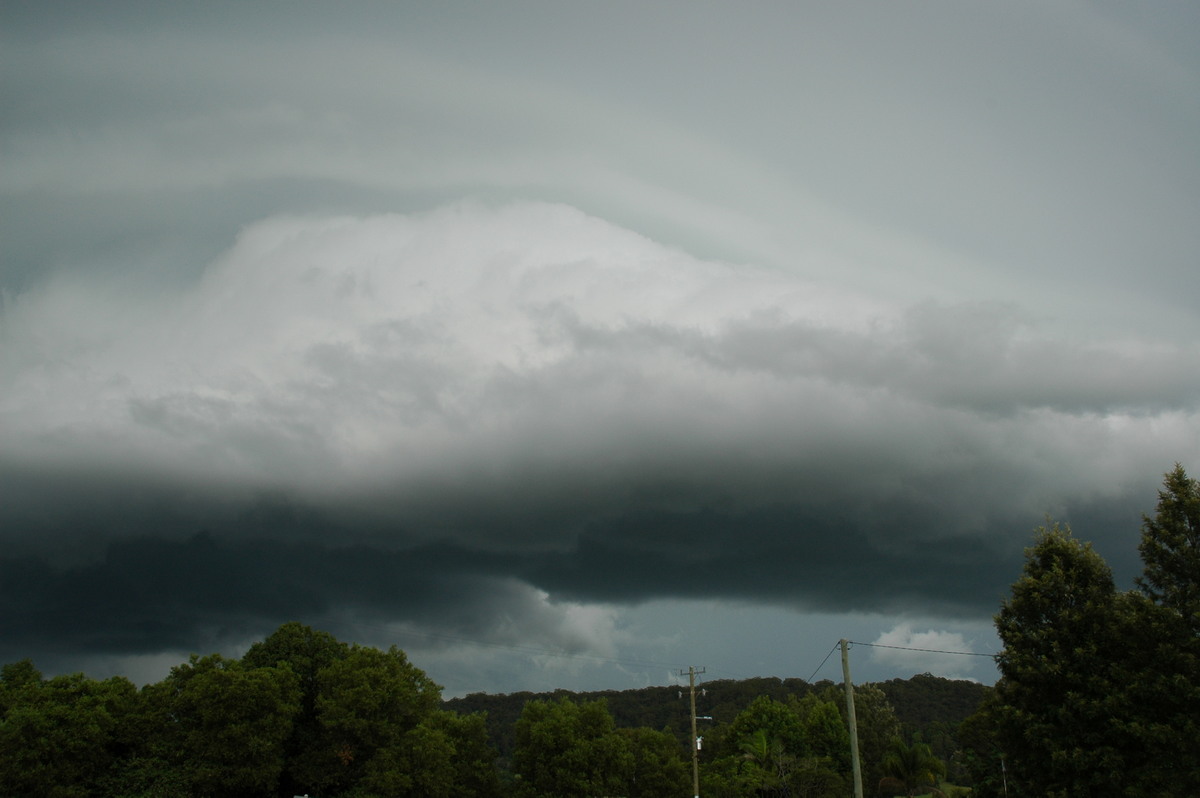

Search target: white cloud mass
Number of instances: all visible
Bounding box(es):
[5,202,1194,549]
[869,624,986,682]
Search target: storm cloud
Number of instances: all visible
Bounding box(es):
[2,2,1198,693]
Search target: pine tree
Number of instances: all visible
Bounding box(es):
[1125,465,1200,794]
[992,523,1126,796]
[1137,463,1200,629]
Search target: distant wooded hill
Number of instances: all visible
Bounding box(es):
[445,672,990,762]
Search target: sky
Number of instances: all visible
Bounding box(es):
[2,1,1199,697]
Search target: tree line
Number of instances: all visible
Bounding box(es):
[3,464,1194,796]
[448,674,986,794]
[0,624,499,797]
[0,624,979,797]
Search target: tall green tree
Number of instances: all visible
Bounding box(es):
[972,470,1200,796]
[1138,463,1200,626]
[241,621,350,797]
[1122,465,1200,794]
[992,522,1126,796]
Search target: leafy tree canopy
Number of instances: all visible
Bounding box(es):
[512,696,638,798]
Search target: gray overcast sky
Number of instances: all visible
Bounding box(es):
[2,1,1198,695]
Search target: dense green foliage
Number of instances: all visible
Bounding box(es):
[0,665,136,798]
[699,693,851,797]
[0,624,500,798]
[510,696,689,797]
[873,674,987,785]
[965,465,1200,797]
[878,737,946,797]
[875,673,990,731]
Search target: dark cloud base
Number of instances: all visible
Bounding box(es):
[530,504,1022,612]
[1,500,1046,667]
[0,533,496,658]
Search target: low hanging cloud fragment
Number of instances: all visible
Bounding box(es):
[868,623,987,681]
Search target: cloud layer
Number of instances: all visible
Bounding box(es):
[2,203,1193,676]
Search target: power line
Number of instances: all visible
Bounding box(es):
[847,640,999,659]
[805,642,841,683]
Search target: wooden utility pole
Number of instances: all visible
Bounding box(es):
[679,666,706,798]
[840,640,864,798]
